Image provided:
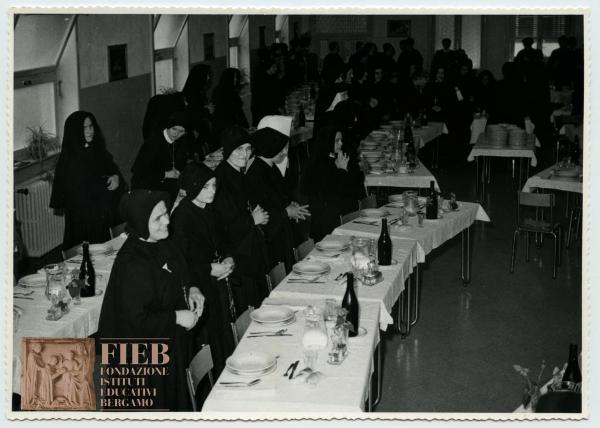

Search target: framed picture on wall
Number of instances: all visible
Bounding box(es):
[108,44,128,81]
[387,20,411,38]
[204,33,215,60]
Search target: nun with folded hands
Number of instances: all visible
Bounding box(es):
[98,189,204,411]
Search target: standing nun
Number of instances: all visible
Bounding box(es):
[245,116,310,272]
[170,163,236,375]
[214,127,270,311]
[98,190,204,411]
[50,111,122,250]
[131,111,192,201]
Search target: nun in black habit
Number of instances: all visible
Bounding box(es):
[98,190,204,411]
[245,117,310,272]
[50,111,122,250]
[131,111,192,201]
[182,64,216,151]
[170,163,236,376]
[213,127,270,310]
[306,125,366,242]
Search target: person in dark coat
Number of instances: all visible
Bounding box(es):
[212,68,249,139]
[251,58,285,126]
[170,164,235,376]
[322,42,346,84]
[431,38,457,81]
[142,92,187,141]
[488,62,527,128]
[473,70,496,113]
[214,127,270,311]
[245,116,309,272]
[98,190,204,411]
[307,124,366,242]
[50,111,122,250]
[131,111,192,201]
[397,37,424,77]
[182,64,215,152]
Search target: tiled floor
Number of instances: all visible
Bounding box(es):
[375,153,582,412]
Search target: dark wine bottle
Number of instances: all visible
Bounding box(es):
[79,241,96,297]
[342,272,360,337]
[378,218,392,266]
[426,180,438,219]
[561,343,582,392]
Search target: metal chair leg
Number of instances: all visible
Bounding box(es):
[566,209,574,248]
[552,232,558,279]
[371,342,382,408]
[510,230,519,273]
[575,208,581,242]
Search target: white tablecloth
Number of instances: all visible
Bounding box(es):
[522,164,583,194]
[333,202,490,263]
[269,235,418,331]
[365,161,440,191]
[202,300,381,413]
[12,235,124,394]
[467,137,538,167]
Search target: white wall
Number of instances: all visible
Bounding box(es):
[77,15,152,88]
[173,21,189,91]
[55,25,79,144]
[13,83,57,151]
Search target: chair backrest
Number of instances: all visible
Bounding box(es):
[186,344,213,412]
[265,262,286,293]
[62,243,81,261]
[517,192,556,225]
[230,306,255,346]
[340,210,361,225]
[359,193,377,209]
[294,238,315,262]
[109,222,127,239]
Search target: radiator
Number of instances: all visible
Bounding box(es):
[15,179,64,257]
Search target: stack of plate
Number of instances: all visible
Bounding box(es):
[292,260,331,276]
[18,273,46,288]
[316,238,350,255]
[360,208,389,218]
[250,305,296,325]
[388,194,405,207]
[226,351,278,377]
[508,128,528,147]
[389,120,403,127]
[369,131,388,140]
[360,141,380,150]
[553,166,580,178]
[485,124,508,147]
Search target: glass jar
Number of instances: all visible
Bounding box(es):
[403,191,418,216]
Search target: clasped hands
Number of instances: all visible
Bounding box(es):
[286,201,311,223]
[176,286,205,330]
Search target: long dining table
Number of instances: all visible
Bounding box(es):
[11,235,125,394]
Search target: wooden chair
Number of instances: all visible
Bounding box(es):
[230,306,255,347]
[265,262,286,293]
[61,243,82,261]
[186,344,214,411]
[510,192,562,279]
[109,222,127,239]
[294,238,315,262]
[359,193,377,209]
[340,210,361,225]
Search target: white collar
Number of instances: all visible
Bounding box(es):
[163,129,175,144]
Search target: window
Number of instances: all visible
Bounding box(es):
[511,15,570,59]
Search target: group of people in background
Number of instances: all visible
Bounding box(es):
[45,31,583,411]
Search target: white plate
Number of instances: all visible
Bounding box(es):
[387,201,405,208]
[77,243,110,256]
[360,208,389,218]
[226,351,277,376]
[316,240,349,253]
[251,306,295,324]
[18,273,46,288]
[388,194,404,203]
[292,260,331,276]
[254,315,297,327]
[553,168,580,178]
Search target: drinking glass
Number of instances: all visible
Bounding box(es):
[44,263,67,301]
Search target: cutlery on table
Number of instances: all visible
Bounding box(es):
[352,220,378,226]
[14,296,34,300]
[248,328,288,335]
[388,218,401,226]
[219,379,261,387]
[247,333,293,338]
[286,280,326,284]
[283,360,300,377]
[288,275,323,283]
[14,290,34,296]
